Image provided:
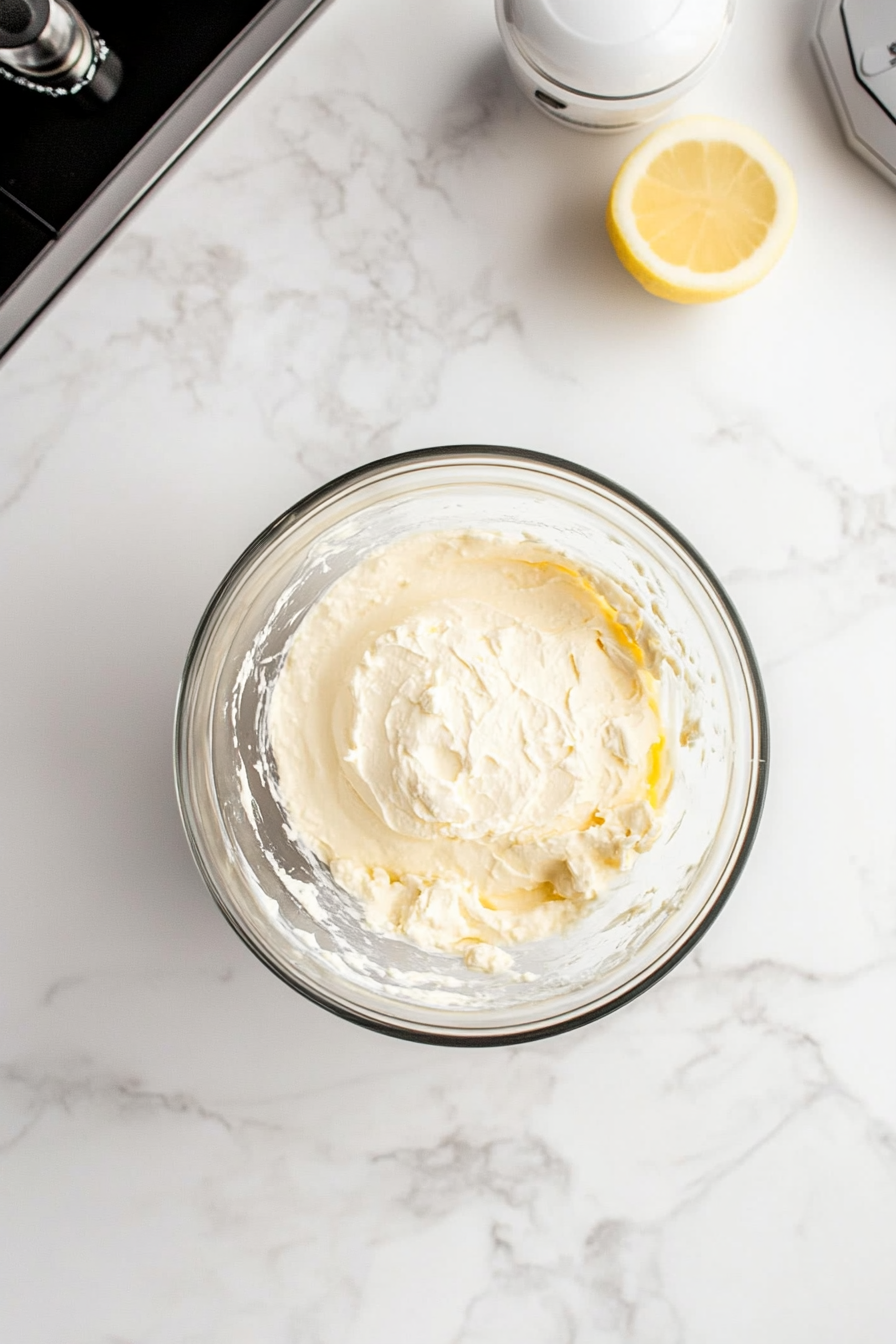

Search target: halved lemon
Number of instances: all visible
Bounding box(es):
[607,116,798,304]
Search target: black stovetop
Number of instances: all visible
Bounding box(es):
[2,0,270,289]
[1,0,328,350]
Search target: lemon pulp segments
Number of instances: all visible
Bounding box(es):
[631,140,777,273]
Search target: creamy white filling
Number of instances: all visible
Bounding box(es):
[268,531,670,970]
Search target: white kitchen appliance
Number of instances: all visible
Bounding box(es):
[814,0,896,189]
[495,0,734,131]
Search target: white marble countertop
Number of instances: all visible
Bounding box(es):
[3,0,896,1339]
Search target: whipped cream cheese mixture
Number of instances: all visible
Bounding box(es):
[268,531,672,971]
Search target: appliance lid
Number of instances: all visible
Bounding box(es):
[501,0,733,99]
[843,0,896,120]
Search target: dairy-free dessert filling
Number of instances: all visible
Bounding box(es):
[268,531,671,972]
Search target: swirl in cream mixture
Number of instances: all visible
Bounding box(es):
[268,532,670,972]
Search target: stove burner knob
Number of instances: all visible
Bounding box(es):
[0,0,122,101]
[0,0,51,48]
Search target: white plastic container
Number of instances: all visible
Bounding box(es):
[496,0,735,131]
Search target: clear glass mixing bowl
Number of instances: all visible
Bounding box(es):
[175,447,768,1045]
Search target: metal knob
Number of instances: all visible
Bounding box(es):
[0,0,122,100]
[0,0,51,48]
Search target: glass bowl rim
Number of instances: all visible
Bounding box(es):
[174,444,770,1047]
